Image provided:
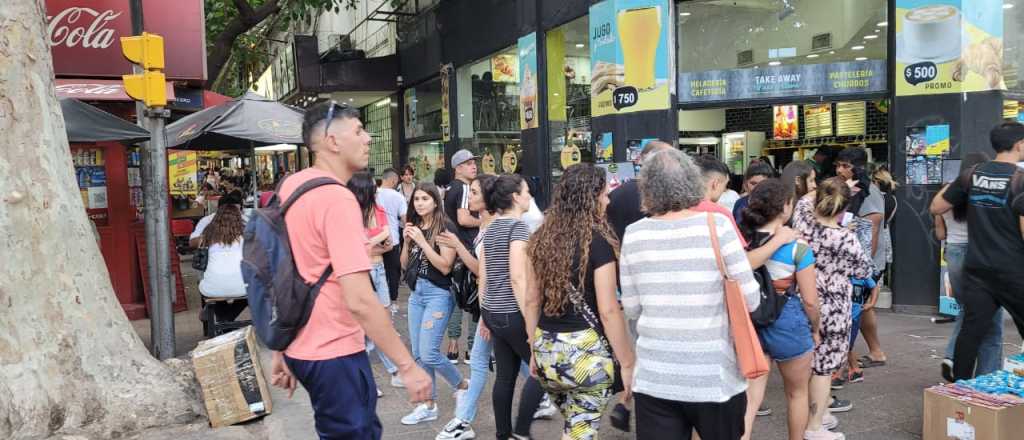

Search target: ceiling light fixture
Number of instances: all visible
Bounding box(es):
[852,45,865,51]
[806,54,820,58]
[829,50,836,54]
[1004,3,1014,8]
[855,57,868,61]
[877,21,888,27]
[768,61,781,66]
[864,34,879,40]
[575,43,585,48]
[680,12,691,16]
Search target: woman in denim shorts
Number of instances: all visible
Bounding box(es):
[738,179,821,440]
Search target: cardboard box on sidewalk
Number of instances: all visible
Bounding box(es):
[923,387,1024,440]
[192,326,273,428]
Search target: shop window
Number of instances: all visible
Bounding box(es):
[456,46,522,174]
[404,78,443,140]
[407,141,445,182]
[546,16,592,183]
[677,0,888,103]
[363,97,394,177]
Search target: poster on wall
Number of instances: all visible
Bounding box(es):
[596,132,614,163]
[590,0,672,117]
[441,64,451,142]
[408,143,444,181]
[679,61,886,103]
[895,0,1005,96]
[803,104,833,138]
[518,32,539,130]
[168,150,198,196]
[773,105,799,140]
[491,54,518,83]
[925,124,951,155]
[403,88,417,138]
[598,162,637,191]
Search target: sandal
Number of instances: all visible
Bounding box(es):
[857,355,886,368]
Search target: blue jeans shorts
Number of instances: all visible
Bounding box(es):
[757,295,814,362]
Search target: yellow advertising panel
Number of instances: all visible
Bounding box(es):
[168,150,198,196]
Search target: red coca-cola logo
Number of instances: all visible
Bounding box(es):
[47,7,122,49]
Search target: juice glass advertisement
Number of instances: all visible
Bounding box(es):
[590,0,672,117]
[518,32,539,130]
[895,0,1004,96]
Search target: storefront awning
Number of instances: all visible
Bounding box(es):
[60,98,150,144]
[56,78,176,102]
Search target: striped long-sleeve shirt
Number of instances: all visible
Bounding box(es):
[619,212,761,403]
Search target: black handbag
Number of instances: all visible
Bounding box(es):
[191,246,209,271]
[449,259,479,313]
[403,250,420,291]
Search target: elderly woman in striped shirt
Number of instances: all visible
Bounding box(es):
[619,149,761,440]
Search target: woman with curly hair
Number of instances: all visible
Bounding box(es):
[524,164,636,440]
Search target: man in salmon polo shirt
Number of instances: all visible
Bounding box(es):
[271,101,431,439]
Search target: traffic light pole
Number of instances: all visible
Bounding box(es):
[129,0,174,359]
[145,107,174,360]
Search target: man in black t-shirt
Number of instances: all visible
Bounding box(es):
[931,121,1024,380]
[444,149,480,247]
[606,140,672,240]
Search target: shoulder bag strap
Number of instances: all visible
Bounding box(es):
[706,213,731,281]
[281,177,343,215]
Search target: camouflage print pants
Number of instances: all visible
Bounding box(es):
[532,328,614,440]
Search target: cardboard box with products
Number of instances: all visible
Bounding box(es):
[923,387,1024,440]
[192,326,273,428]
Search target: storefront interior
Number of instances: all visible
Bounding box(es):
[547,16,592,183]
[456,46,523,175]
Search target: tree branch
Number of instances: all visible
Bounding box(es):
[207,0,282,88]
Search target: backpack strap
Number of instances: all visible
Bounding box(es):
[281,176,344,215]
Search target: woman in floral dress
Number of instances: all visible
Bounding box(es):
[791,177,873,440]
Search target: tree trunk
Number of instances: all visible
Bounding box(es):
[0,1,200,438]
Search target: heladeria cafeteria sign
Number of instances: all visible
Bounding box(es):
[45,0,206,81]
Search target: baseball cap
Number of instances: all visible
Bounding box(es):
[451,149,479,168]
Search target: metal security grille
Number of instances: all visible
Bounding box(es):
[363,98,393,177]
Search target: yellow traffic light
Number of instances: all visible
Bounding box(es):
[120,32,165,70]
[123,71,167,107]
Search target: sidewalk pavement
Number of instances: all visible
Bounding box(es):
[124,260,1022,439]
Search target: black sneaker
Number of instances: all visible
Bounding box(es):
[831,376,845,390]
[848,370,864,384]
[463,352,471,365]
[829,396,853,413]
[941,358,955,383]
[447,351,459,364]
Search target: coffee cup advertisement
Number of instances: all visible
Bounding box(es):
[895,0,1004,96]
[590,0,673,117]
[518,32,539,130]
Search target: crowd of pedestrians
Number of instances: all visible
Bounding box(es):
[255,102,1024,440]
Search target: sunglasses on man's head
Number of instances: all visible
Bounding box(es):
[323,100,351,137]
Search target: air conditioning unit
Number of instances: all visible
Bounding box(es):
[737,49,754,67]
[812,33,832,51]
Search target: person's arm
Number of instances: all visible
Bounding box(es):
[866,212,883,258]
[930,183,955,215]
[477,247,487,306]
[400,227,412,269]
[437,231,479,275]
[457,209,482,228]
[509,240,532,315]
[796,264,820,342]
[523,253,542,344]
[934,215,947,241]
[338,272,431,402]
[410,229,456,274]
[746,226,798,269]
[619,234,642,320]
[594,262,635,394]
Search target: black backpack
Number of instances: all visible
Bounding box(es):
[241,176,342,350]
[748,234,808,328]
[449,259,479,313]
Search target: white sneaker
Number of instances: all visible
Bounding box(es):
[391,374,405,388]
[377,387,383,397]
[401,403,438,425]
[822,413,839,431]
[804,428,845,440]
[533,395,558,419]
[436,418,476,440]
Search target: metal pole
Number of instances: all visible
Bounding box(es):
[146,108,175,359]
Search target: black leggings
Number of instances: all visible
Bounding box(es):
[382,236,403,302]
[635,392,747,440]
[953,266,1024,380]
[482,309,544,438]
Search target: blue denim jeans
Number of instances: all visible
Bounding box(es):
[943,243,1004,375]
[456,322,534,423]
[408,279,464,401]
[366,262,397,375]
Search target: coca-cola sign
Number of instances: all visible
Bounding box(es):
[46,0,206,81]
[55,79,175,101]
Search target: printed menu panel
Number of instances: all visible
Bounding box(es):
[836,101,867,136]
[804,104,833,139]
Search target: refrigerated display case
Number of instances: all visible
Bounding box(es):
[721,131,766,175]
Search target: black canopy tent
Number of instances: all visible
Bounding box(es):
[59,98,150,144]
[163,92,305,150]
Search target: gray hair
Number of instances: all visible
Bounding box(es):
[639,149,705,216]
[381,168,399,181]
